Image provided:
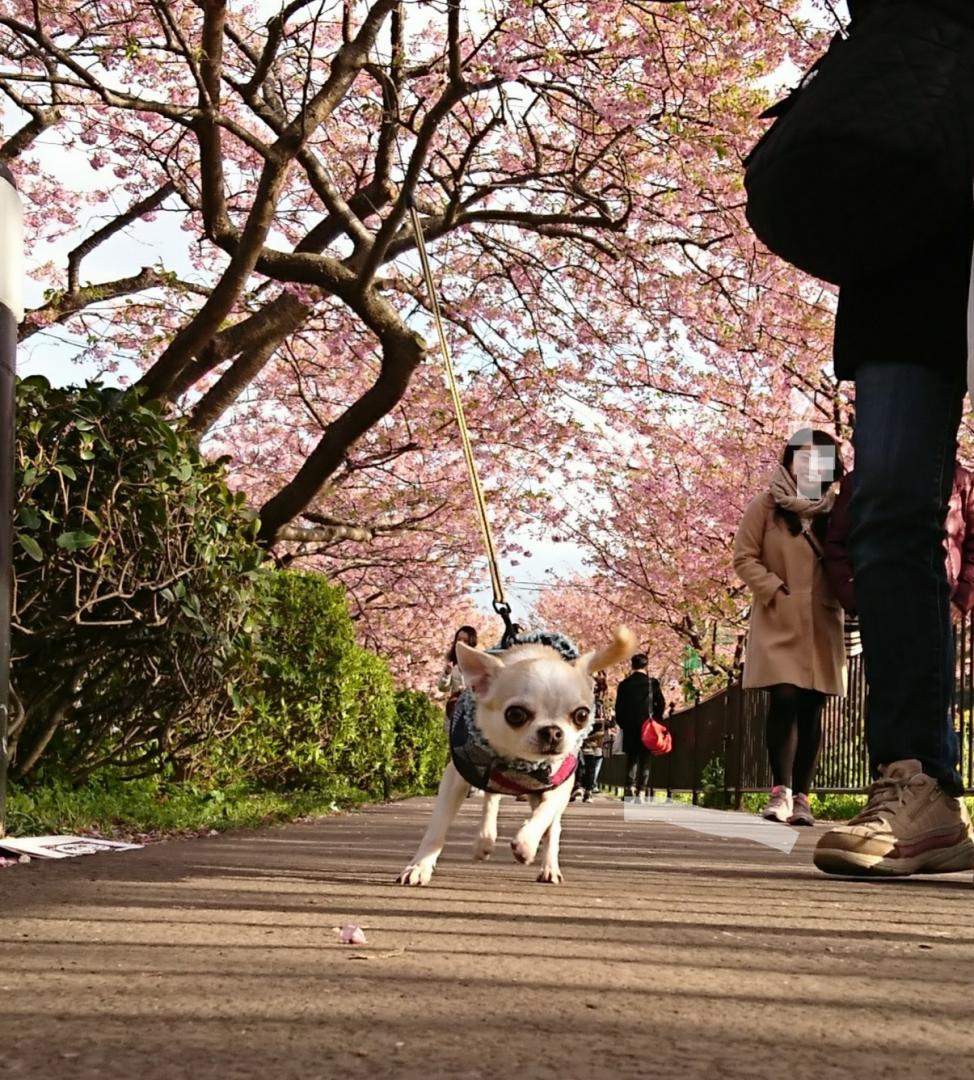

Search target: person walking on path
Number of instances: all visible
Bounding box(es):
[733,429,847,827]
[811,341,974,877]
[741,0,974,876]
[575,671,610,801]
[438,625,478,733]
[438,625,482,798]
[614,654,665,801]
[808,3,974,878]
[594,669,609,720]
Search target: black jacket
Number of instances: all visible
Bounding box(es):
[849,0,974,27]
[834,0,974,384]
[834,216,973,384]
[614,672,665,755]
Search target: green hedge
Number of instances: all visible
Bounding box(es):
[210,571,446,798]
[392,689,449,795]
[11,377,263,782]
[9,375,445,807]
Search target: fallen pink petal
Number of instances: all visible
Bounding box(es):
[338,925,367,945]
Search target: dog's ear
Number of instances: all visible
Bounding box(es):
[577,626,636,676]
[455,642,504,697]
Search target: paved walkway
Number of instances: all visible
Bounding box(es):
[2,796,974,1079]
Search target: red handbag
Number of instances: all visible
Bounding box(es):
[640,718,673,756]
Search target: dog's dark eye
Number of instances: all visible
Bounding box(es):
[571,707,590,727]
[504,705,532,728]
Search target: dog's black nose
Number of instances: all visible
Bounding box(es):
[538,725,563,750]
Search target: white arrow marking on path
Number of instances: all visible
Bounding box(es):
[622,797,800,854]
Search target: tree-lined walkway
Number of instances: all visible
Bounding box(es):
[2,797,974,1079]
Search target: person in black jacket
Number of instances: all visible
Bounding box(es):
[614,654,665,801]
[812,0,974,877]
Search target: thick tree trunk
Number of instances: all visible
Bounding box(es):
[257,333,425,544]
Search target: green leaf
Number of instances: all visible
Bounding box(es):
[18,534,43,561]
[55,530,98,551]
[17,505,40,530]
[54,463,77,481]
[20,374,50,391]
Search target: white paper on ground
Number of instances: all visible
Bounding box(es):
[0,835,144,859]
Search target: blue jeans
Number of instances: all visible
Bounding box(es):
[850,363,964,793]
[580,753,603,791]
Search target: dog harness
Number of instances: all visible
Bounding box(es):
[449,631,592,796]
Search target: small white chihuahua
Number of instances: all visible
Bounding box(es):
[397,627,634,886]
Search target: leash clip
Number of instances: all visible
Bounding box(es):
[493,600,519,648]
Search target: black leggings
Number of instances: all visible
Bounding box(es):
[765,684,825,795]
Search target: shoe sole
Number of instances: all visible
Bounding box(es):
[762,811,790,823]
[814,838,974,878]
[788,818,814,827]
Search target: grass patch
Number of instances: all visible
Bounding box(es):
[601,788,974,822]
[5,773,374,842]
[734,792,870,819]
[599,786,871,820]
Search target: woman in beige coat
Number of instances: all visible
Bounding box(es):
[733,429,847,826]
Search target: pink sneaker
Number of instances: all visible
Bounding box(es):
[762,785,793,823]
[788,793,814,826]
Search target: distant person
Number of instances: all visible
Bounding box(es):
[438,625,478,733]
[594,669,609,717]
[614,654,665,801]
[733,429,846,826]
[438,624,480,798]
[573,671,611,802]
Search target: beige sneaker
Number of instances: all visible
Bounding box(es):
[813,759,974,877]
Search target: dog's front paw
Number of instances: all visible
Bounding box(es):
[511,831,539,865]
[536,863,564,885]
[472,833,496,861]
[396,857,436,886]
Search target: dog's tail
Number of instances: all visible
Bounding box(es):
[580,626,636,674]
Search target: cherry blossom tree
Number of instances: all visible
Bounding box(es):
[1,0,848,680]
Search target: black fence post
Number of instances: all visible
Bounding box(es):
[690,691,700,805]
[730,682,744,810]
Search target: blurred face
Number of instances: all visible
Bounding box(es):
[457,629,475,647]
[791,443,838,497]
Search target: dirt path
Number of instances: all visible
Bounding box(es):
[2,795,973,1079]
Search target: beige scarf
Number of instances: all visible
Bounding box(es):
[768,463,836,519]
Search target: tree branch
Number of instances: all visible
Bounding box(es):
[257,328,426,543]
[137,0,397,400]
[19,268,208,341]
[67,181,176,293]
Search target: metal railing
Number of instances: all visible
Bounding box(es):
[600,610,974,801]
